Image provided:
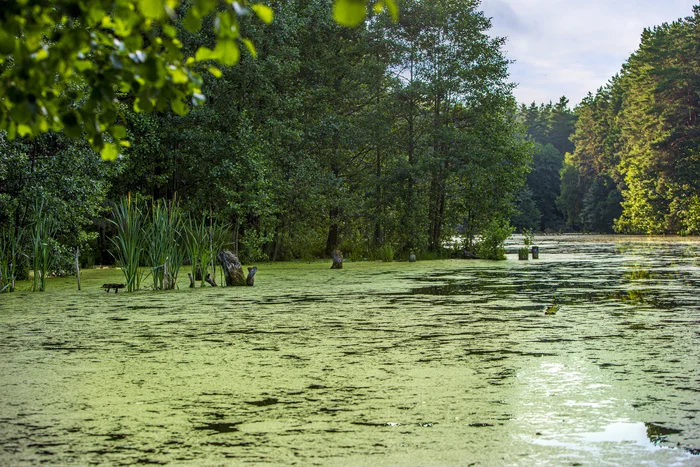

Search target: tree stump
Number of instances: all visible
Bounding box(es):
[204,273,218,287]
[531,246,539,259]
[246,267,257,286]
[331,250,343,269]
[188,273,195,288]
[217,250,246,286]
[409,253,417,262]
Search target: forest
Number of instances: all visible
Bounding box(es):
[1,0,531,286]
[515,5,700,236]
[1,1,700,287]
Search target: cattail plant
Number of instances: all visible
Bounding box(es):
[110,195,146,292]
[31,203,57,292]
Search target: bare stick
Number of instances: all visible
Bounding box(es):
[75,246,81,291]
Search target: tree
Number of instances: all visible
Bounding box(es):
[0,0,396,158]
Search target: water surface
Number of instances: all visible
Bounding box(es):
[1,236,699,465]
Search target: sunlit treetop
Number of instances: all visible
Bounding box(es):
[0,0,398,160]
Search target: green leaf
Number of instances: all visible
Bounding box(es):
[195,46,216,62]
[333,0,366,27]
[138,0,166,19]
[242,39,257,58]
[101,143,119,161]
[214,40,240,66]
[194,0,217,17]
[0,29,14,55]
[61,111,82,138]
[171,99,189,116]
[208,67,223,78]
[110,125,127,139]
[251,4,274,24]
[385,0,399,21]
[184,10,202,33]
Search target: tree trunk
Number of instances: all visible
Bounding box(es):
[325,208,340,257]
[217,250,246,286]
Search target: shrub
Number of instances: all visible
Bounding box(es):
[476,219,513,260]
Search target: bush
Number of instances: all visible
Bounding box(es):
[476,219,513,260]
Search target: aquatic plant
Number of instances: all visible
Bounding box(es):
[185,215,229,287]
[0,226,24,292]
[30,203,57,292]
[109,195,146,292]
[147,200,185,290]
[375,244,395,262]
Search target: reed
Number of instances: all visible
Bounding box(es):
[109,195,146,292]
[147,199,185,290]
[31,203,57,292]
[185,215,230,287]
[0,226,24,293]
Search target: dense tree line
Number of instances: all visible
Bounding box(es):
[1,0,531,281]
[557,5,700,234]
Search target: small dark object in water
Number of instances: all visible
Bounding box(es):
[188,273,195,288]
[246,267,257,286]
[331,250,343,269]
[204,274,218,287]
[544,304,559,315]
[102,283,125,293]
[409,253,417,262]
[532,246,539,259]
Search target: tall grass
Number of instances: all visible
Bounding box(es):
[31,203,57,292]
[110,195,146,292]
[0,226,24,292]
[147,200,185,290]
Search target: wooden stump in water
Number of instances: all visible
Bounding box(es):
[217,250,246,286]
[331,250,343,269]
[531,246,539,259]
[204,273,218,287]
[246,267,257,286]
[188,273,195,288]
[409,253,417,263]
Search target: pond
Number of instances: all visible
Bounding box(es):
[1,235,699,465]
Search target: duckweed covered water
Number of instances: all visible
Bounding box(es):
[1,236,699,465]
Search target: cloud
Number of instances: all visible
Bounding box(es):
[480,0,699,105]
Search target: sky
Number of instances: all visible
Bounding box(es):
[479,0,699,106]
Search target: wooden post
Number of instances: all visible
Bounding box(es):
[531,246,539,259]
[75,246,81,291]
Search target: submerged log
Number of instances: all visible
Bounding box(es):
[331,250,343,269]
[204,273,218,287]
[217,250,246,286]
[246,267,258,286]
